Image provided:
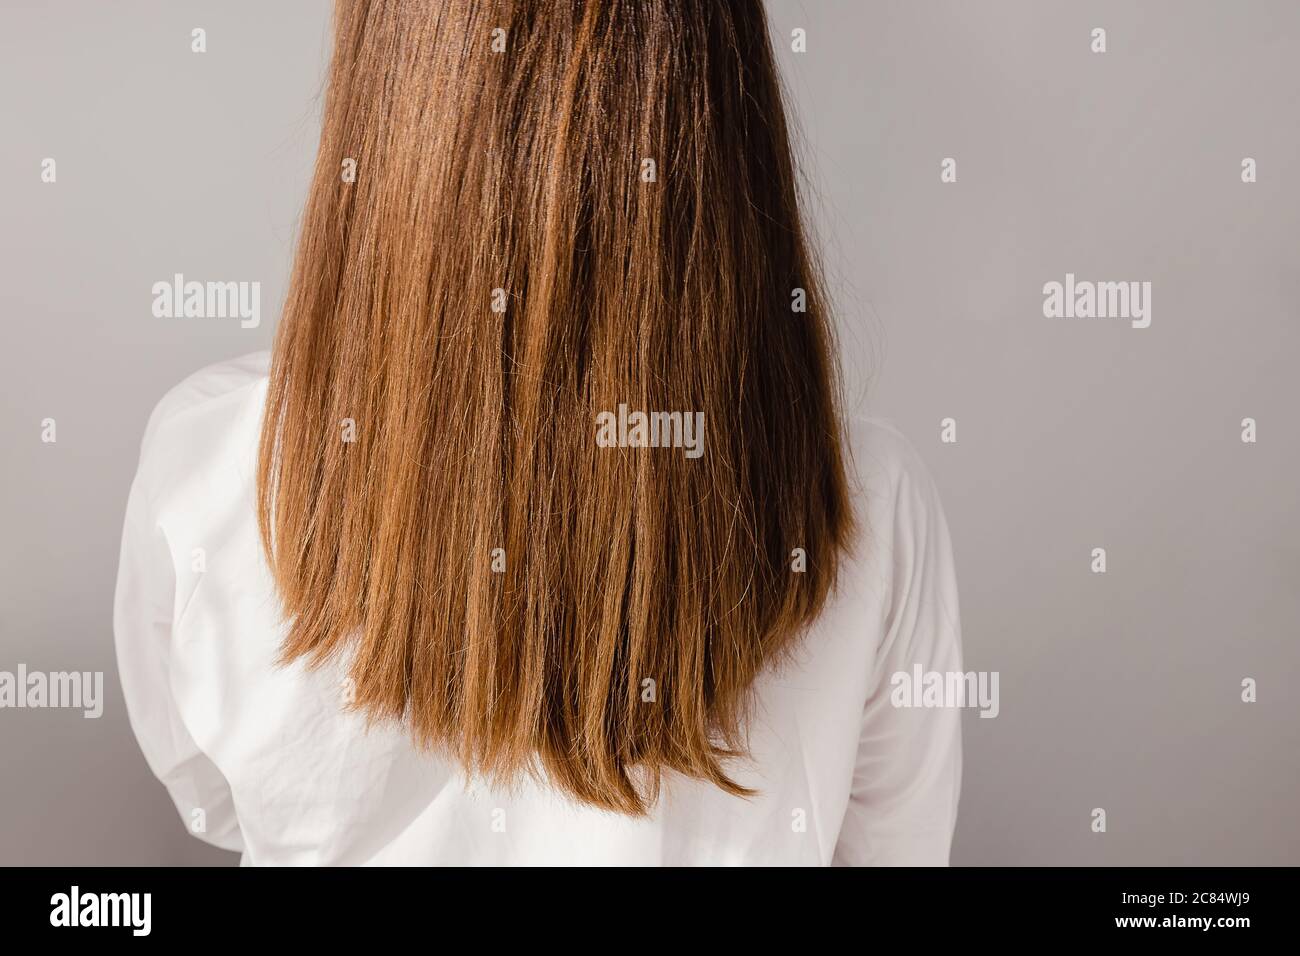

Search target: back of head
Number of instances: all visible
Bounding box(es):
[259,0,853,814]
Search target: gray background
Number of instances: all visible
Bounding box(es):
[1,0,1296,865]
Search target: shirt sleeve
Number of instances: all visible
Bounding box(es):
[832,443,964,866]
[112,402,244,854]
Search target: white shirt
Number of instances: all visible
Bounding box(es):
[114,351,963,866]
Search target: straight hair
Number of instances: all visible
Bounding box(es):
[258,0,854,814]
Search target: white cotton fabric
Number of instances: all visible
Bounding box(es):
[113,351,963,866]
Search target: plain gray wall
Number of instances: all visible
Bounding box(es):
[1,0,1296,865]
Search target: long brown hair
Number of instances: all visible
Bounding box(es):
[258,0,853,814]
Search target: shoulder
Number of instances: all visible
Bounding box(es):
[837,418,960,659]
[841,416,954,577]
[132,351,271,499]
[843,416,943,508]
[141,351,271,446]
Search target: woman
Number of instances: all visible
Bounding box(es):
[114,0,962,865]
